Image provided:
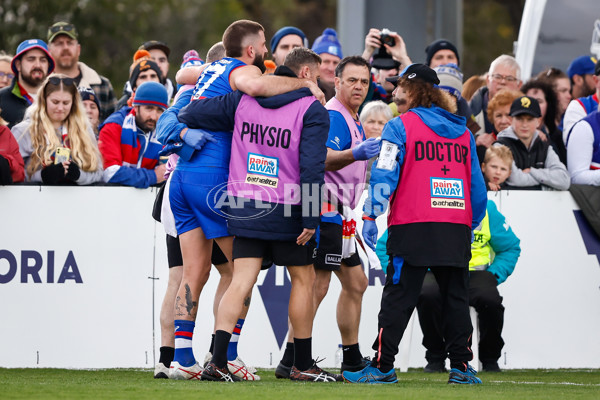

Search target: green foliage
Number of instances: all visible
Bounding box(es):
[0,0,336,95]
[0,368,599,399]
[462,0,524,79]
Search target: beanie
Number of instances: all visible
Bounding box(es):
[133,81,168,110]
[311,28,343,59]
[78,86,100,109]
[180,50,204,69]
[433,63,463,99]
[129,50,164,89]
[270,26,308,53]
[425,39,460,67]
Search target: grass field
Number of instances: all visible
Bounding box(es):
[1,368,599,399]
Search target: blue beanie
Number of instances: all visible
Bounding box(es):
[270,26,308,53]
[12,39,55,75]
[133,81,168,110]
[311,28,343,59]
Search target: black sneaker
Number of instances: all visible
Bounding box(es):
[201,361,241,382]
[290,359,342,382]
[482,361,501,372]
[341,357,370,373]
[275,362,291,379]
[424,360,447,373]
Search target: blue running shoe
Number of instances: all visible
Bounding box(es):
[447,364,482,384]
[342,365,398,384]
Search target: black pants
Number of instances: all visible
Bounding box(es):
[417,270,504,364]
[372,259,473,372]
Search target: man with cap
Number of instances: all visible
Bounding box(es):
[47,21,117,123]
[562,57,599,141]
[312,28,344,101]
[496,96,570,190]
[270,26,308,66]
[98,81,167,188]
[567,55,597,100]
[0,39,54,128]
[345,63,487,385]
[138,40,176,101]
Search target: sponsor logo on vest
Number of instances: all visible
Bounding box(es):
[431,199,465,209]
[240,122,291,149]
[247,153,278,177]
[245,174,278,188]
[415,140,468,165]
[325,253,342,265]
[430,177,464,198]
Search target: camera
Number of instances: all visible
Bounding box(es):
[380,28,396,47]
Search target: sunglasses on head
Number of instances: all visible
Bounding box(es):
[48,76,76,86]
[49,24,75,34]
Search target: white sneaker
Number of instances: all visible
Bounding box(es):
[237,356,257,374]
[203,352,212,368]
[227,357,260,381]
[169,361,204,380]
[154,362,169,379]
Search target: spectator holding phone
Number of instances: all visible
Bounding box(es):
[11,74,102,184]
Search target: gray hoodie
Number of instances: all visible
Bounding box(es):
[496,126,570,190]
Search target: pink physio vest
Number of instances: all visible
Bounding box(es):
[227,94,315,204]
[324,97,367,209]
[388,111,472,227]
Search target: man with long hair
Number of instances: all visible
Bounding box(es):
[345,64,487,385]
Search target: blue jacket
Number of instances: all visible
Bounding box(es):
[376,200,520,284]
[364,105,487,230]
[177,81,329,240]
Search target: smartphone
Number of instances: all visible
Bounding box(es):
[55,147,71,164]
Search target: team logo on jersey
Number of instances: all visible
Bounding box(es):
[430,177,464,198]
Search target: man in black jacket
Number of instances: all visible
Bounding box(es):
[0,39,55,128]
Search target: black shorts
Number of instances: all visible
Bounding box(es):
[314,217,361,271]
[233,236,317,267]
[166,235,183,268]
[211,241,229,266]
[167,236,230,268]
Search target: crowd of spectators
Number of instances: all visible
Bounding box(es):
[1,20,597,189]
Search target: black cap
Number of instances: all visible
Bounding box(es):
[510,96,541,118]
[139,40,170,58]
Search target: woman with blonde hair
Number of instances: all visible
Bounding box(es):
[12,74,103,184]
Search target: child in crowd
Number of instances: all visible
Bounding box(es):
[495,96,570,190]
[481,145,513,191]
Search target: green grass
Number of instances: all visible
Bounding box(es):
[1,368,599,399]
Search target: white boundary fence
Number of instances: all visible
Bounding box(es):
[1,186,599,369]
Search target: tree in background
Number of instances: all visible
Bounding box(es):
[0,0,336,94]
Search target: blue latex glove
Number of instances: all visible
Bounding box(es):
[363,219,378,251]
[352,137,380,160]
[182,128,216,150]
[158,142,183,156]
